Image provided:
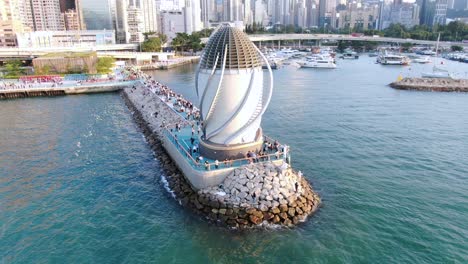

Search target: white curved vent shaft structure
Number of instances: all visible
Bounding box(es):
[196,25,273,146]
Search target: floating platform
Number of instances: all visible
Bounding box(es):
[0,80,139,100]
[390,78,468,92]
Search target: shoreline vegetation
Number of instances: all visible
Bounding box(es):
[244,21,468,43]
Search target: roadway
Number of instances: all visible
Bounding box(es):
[201,33,468,48]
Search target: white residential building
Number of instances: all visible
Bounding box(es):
[141,0,159,33]
[127,4,145,43]
[21,0,65,31]
[253,0,268,25]
[160,10,185,40]
[16,30,115,48]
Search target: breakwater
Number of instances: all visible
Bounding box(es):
[390,78,468,92]
[122,82,320,228]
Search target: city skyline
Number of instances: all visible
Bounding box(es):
[0,0,465,47]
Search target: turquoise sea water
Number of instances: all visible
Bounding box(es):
[1,57,468,263]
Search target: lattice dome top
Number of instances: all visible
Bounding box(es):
[199,25,262,70]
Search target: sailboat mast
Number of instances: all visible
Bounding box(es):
[433,33,441,71]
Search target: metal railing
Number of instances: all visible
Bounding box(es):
[164,125,287,171]
[142,78,290,172]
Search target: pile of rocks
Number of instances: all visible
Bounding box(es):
[122,85,321,229]
[195,163,320,227]
[390,78,468,92]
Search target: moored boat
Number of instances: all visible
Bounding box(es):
[298,54,337,69]
[421,33,453,78]
[421,66,452,78]
[413,56,431,64]
[340,49,359,59]
[377,52,410,65]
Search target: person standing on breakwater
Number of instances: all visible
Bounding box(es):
[215,160,219,169]
[196,155,203,164]
[204,160,210,170]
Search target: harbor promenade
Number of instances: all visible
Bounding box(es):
[0,79,139,99]
[138,56,200,70]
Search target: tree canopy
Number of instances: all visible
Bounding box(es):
[451,45,463,52]
[4,60,24,77]
[172,33,199,51]
[240,21,468,42]
[358,21,468,41]
[141,37,163,52]
[96,57,115,74]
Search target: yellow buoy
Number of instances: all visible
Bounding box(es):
[397,75,403,81]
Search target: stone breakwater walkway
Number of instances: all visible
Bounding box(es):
[390,78,468,92]
[122,80,320,229]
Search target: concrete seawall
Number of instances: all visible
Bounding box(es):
[390,78,468,92]
[122,83,321,229]
[0,81,138,100]
[139,57,200,70]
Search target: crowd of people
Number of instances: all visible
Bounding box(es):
[129,67,288,171]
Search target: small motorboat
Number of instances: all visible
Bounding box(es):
[340,49,359,59]
[413,56,431,64]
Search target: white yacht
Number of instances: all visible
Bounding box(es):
[413,56,431,64]
[298,55,337,69]
[377,52,410,65]
[340,49,359,59]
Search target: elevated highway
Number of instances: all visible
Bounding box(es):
[202,34,468,48]
[0,45,177,65]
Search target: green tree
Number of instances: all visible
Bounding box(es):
[171,32,203,52]
[384,23,410,39]
[42,65,51,74]
[4,60,24,77]
[451,45,463,52]
[401,42,413,52]
[96,57,115,74]
[447,21,467,41]
[143,32,167,43]
[141,37,163,52]
[171,33,190,51]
